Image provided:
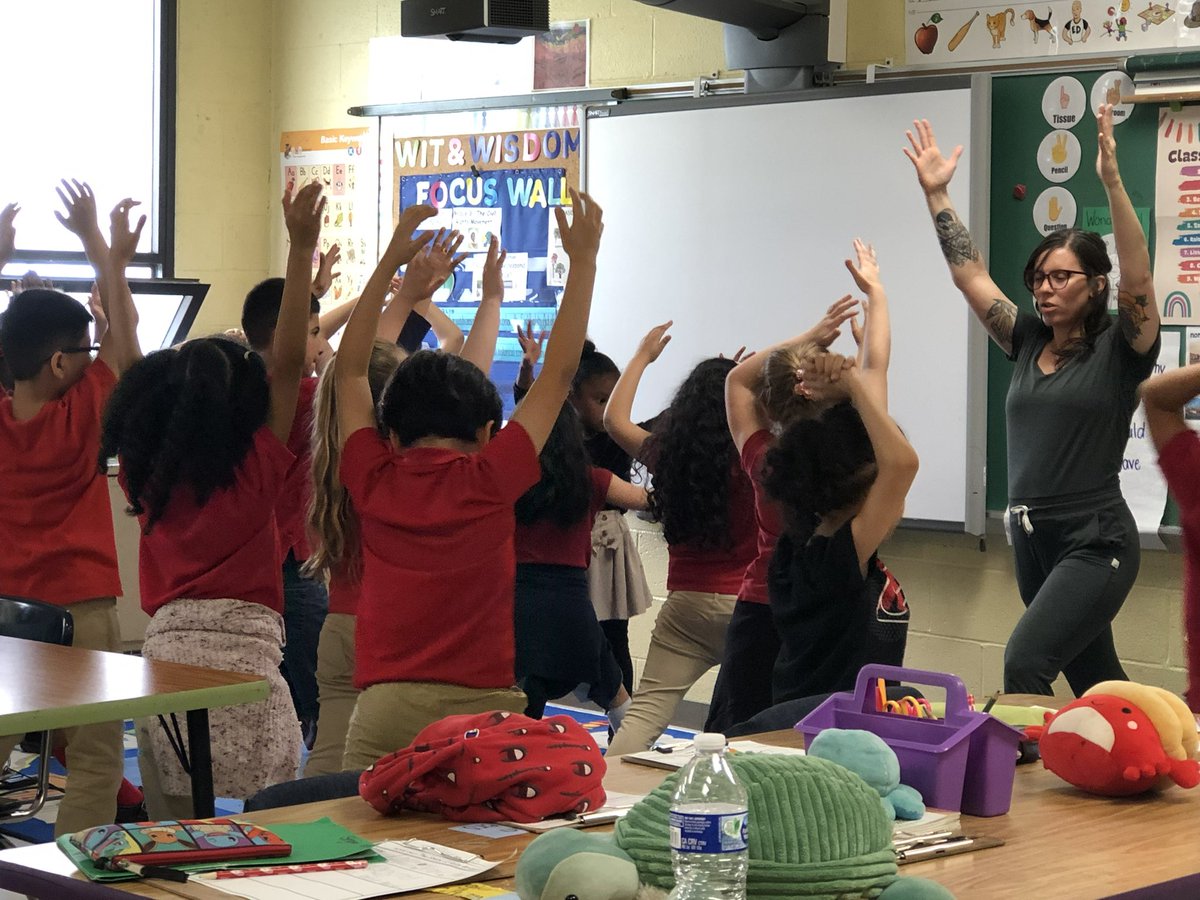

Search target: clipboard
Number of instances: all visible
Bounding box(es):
[896,834,1004,865]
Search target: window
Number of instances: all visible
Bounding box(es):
[0,0,173,280]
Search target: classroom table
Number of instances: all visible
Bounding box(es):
[0,635,269,820]
[2,726,1200,899]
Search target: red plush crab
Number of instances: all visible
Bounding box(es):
[1026,681,1200,797]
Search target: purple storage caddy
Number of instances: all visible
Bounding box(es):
[795,664,1024,817]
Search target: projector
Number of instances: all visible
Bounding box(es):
[401,0,549,43]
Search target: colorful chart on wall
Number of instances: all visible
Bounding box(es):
[905,0,1200,66]
[1155,105,1200,324]
[391,113,582,413]
[280,128,375,309]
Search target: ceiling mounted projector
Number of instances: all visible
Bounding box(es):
[401,0,550,43]
[633,0,811,40]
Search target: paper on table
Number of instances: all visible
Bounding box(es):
[204,839,498,900]
[892,809,961,839]
[498,791,644,832]
[618,739,807,771]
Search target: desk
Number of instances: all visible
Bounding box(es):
[0,636,268,819]
[3,728,1199,899]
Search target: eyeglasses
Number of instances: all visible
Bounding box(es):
[1024,269,1089,291]
[41,344,101,365]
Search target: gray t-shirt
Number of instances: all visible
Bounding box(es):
[1005,312,1159,503]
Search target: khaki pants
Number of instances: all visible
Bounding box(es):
[0,598,125,837]
[606,591,735,758]
[305,614,358,777]
[342,681,527,771]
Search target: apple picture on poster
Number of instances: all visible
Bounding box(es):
[915,13,942,54]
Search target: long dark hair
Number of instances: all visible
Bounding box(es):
[644,357,738,549]
[761,401,877,544]
[1023,229,1113,366]
[99,338,270,530]
[515,403,591,528]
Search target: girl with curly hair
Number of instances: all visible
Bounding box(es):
[602,330,758,756]
[761,243,917,707]
[513,402,647,729]
[99,184,326,817]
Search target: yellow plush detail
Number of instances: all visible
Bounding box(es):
[1084,682,1192,761]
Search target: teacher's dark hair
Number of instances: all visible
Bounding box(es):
[1023,229,1112,366]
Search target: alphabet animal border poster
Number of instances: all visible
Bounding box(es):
[393,120,582,412]
[905,0,1200,66]
[280,128,374,305]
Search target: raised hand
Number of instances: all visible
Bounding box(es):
[635,320,673,364]
[54,180,101,238]
[844,238,881,293]
[0,203,18,265]
[481,235,507,300]
[1096,103,1121,188]
[555,189,603,263]
[903,119,964,195]
[88,282,108,342]
[516,320,546,367]
[312,243,342,298]
[811,295,859,347]
[283,182,325,249]
[383,204,438,267]
[109,199,146,265]
[796,351,856,403]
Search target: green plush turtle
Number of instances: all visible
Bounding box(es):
[515,829,641,900]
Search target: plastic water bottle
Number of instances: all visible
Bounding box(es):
[668,732,749,899]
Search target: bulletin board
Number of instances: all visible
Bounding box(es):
[383,107,583,412]
[987,69,1185,531]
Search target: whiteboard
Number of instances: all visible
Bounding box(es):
[585,82,984,528]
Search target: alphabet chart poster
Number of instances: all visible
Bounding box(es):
[392,119,582,412]
[280,128,374,309]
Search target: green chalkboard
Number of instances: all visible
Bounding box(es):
[987,70,1183,526]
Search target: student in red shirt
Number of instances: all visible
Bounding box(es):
[302,235,488,778]
[514,402,647,728]
[706,292,859,733]
[602,328,758,757]
[0,185,143,836]
[1142,363,1200,713]
[334,189,604,769]
[99,184,326,818]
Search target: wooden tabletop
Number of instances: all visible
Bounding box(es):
[4,727,1200,899]
[0,636,269,734]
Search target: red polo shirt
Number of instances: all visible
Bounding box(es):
[667,465,758,595]
[0,360,122,605]
[127,426,294,616]
[1158,429,1200,713]
[737,429,783,604]
[340,421,541,690]
[515,467,610,568]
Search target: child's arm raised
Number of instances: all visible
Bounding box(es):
[604,473,649,511]
[1141,365,1200,452]
[1097,104,1160,354]
[334,206,437,447]
[0,203,18,270]
[844,238,891,406]
[510,189,602,451]
[461,237,507,372]
[514,321,545,393]
[725,295,858,452]
[100,199,146,375]
[904,119,1017,356]
[843,358,919,574]
[604,320,671,459]
[54,180,109,282]
[420,300,466,353]
[378,229,464,342]
[269,183,325,443]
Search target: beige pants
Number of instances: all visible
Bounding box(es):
[0,598,125,837]
[342,681,527,771]
[305,613,358,777]
[606,591,735,758]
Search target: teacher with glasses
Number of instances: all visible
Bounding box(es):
[904,105,1161,697]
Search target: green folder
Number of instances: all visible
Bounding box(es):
[58,817,380,882]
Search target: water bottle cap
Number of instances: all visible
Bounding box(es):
[693,732,727,752]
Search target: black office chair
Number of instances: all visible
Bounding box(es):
[0,595,74,827]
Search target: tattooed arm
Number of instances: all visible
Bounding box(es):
[905,119,1018,355]
[1096,104,1159,354]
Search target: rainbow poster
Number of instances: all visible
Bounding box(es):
[1154,107,1200,324]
